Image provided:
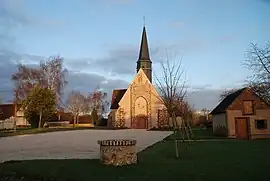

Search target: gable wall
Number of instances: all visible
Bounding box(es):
[228,89,270,111]
[114,69,164,129]
[118,88,131,127]
[226,89,270,139]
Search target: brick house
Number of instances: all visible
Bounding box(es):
[210,87,270,139]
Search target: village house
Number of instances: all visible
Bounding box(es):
[211,87,270,139]
[107,26,171,129]
[0,104,84,128]
[0,103,28,128]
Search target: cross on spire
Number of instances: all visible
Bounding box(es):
[143,16,145,26]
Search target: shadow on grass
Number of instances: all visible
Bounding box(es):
[163,128,229,141]
[1,139,270,181]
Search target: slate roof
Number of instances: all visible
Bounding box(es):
[138,26,151,61]
[210,87,247,115]
[110,89,127,109]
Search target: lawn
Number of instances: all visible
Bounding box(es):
[165,128,228,140]
[0,133,270,181]
[0,125,121,138]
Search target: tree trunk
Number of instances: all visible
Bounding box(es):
[38,110,42,129]
[76,114,79,125]
[13,103,17,132]
[73,115,76,127]
[171,112,179,158]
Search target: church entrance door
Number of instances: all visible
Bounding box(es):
[133,96,148,129]
[134,115,147,129]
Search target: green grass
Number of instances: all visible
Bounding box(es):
[0,126,123,138]
[1,137,270,181]
[165,128,228,140]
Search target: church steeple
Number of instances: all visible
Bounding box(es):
[138,26,150,60]
[137,25,152,83]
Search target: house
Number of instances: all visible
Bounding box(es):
[210,87,270,139]
[0,103,28,126]
[107,25,166,129]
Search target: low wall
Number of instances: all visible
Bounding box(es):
[0,117,15,130]
[98,139,137,166]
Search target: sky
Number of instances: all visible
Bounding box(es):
[0,0,270,110]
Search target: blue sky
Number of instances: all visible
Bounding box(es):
[1,0,270,109]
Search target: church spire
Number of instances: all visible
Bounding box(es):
[137,22,152,82]
[138,26,151,61]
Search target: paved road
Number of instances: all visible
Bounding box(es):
[0,129,172,163]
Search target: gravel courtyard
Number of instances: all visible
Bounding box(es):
[0,129,172,163]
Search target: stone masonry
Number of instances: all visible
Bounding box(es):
[98,139,137,166]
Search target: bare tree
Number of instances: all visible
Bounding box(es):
[200,108,209,116]
[39,56,68,107]
[181,101,195,125]
[244,42,270,103]
[11,64,41,102]
[87,88,110,117]
[66,91,86,127]
[154,53,191,158]
[11,56,68,106]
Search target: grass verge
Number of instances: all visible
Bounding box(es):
[0,138,269,181]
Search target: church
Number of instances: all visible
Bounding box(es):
[107,26,167,129]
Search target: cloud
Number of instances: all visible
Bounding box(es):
[65,44,163,77]
[64,41,207,80]
[0,50,129,103]
[190,84,213,91]
[187,89,223,110]
[0,0,32,25]
[0,0,64,51]
[0,0,63,26]
[0,45,224,110]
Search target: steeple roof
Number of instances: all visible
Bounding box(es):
[138,26,151,61]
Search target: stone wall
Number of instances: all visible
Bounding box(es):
[98,139,137,166]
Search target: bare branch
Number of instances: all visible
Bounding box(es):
[243,41,270,103]
[153,51,193,158]
[87,88,109,116]
[11,56,68,107]
[154,53,187,114]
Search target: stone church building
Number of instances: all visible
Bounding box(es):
[107,26,167,129]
